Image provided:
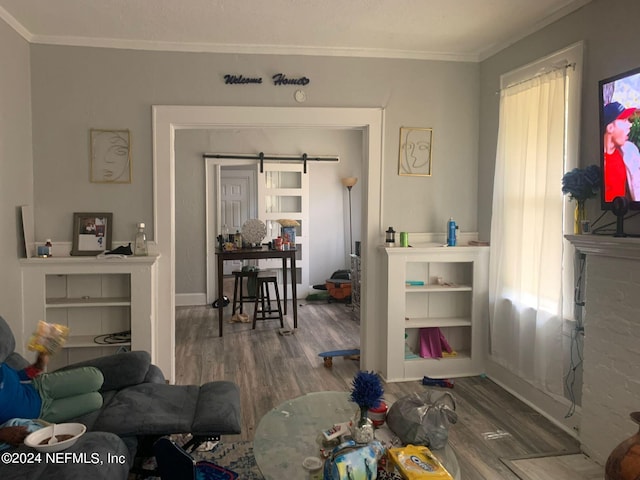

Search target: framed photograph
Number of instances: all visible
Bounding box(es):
[398,127,433,176]
[71,212,113,256]
[90,129,132,183]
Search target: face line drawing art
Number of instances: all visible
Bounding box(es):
[91,130,131,183]
[400,128,432,176]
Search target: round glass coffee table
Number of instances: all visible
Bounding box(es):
[253,391,460,479]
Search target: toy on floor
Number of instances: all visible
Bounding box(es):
[318,348,360,368]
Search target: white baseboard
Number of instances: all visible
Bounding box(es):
[485,359,581,440]
[175,293,208,306]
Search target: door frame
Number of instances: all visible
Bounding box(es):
[153,106,384,382]
[205,161,258,302]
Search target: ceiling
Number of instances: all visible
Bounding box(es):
[0,0,591,62]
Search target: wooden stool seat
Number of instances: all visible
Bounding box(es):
[252,271,284,329]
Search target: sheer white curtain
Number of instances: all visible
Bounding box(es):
[489,69,568,396]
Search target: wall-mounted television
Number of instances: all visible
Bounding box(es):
[599,66,640,211]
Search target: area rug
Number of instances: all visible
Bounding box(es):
[197,441,264,480]
[134,440,264,480]
[501,452,603,480]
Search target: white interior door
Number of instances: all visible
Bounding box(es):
[257,163,309,297]
[220,169,256,274]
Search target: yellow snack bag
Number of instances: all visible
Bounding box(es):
[388,445,453,480]
[28,321,69,355]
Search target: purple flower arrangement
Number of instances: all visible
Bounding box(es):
[562,165,602,202]
[350,371,384,410]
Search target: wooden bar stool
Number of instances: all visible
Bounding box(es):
[232,268,259,315]
[252,271,284,329]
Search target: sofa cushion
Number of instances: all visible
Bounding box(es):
[0,316,16,363]
[93,383,199,435]
[0,432,129,480]
[192,381,241,435]
[58,351,154,392]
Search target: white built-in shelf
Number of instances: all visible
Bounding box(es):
[405,284,472,293]
[383,245,489,382]
[21,254,159,369]
[65,335,131,349]
[405,317,472,328]
[46,297,131,308]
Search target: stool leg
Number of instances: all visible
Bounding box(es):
[232,274,240,314]
[273,281,284,328]
[252,283,260,329]
[239,275,244,314]
[265,281,272,312]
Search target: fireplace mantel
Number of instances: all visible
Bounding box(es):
[566,234,640,260]
[565,233,640,464]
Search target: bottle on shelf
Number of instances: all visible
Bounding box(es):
[447,218,457,246]
[45,239,53,257]
[134,223,148,256]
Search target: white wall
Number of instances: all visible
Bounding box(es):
[27,47,479,246]
[0,19,33,349]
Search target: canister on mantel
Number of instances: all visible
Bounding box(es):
[400,232,409,247]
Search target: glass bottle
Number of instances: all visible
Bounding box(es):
[134,222,148,256]
[45,239,53,257]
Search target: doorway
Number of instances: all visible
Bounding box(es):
[220,166,256,275]
[153,106,384,382]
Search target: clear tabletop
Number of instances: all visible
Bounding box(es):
[253,391,460,479]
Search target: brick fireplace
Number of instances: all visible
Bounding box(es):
[569,235,640,464]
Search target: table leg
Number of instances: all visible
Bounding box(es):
[282,257,288,315]
[291,253,298,329]
[217,256,224,337]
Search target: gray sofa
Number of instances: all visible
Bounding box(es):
[0,316,241,479]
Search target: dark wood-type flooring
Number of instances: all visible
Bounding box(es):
[175,293,584,479]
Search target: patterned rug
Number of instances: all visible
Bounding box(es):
[134,440,264,480]
[197,441,264,480]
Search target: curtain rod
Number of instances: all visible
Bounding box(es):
[496,62,576,94]
[202,152,340,173]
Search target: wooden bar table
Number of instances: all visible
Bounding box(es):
[215,246,297,336]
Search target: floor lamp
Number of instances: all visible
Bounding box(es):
[341,177,358,254]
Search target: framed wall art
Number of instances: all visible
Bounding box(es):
[398,127,433,177]
[71,212,113,256]
[90,129,132,183]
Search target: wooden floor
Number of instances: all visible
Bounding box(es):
[175,297,588,480]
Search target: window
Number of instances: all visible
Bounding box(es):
[489,43,583,394]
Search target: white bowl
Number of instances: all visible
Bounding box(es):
[24,423,86,452]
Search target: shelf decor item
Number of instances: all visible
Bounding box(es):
[349,370,384,444]
[561,165,601,234]
[277,219,299,245]
[71,212,113,256]
[241,219,267,246]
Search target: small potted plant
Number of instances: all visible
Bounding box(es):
[562,165,601,234]
[349,371,384,444]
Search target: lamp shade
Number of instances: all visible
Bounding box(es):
[341,177,358,188]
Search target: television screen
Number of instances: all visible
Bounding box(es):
[599,66,640,210]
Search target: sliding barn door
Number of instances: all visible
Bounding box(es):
[257,163,309,297]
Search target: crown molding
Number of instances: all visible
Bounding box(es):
[28,34,479,62]
[0,5,32,42]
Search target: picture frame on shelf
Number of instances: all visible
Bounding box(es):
[90,129,132,183]
[398,127,433,177]
[71,212,113,256]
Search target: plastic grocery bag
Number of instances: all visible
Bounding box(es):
[386,390,457,450]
